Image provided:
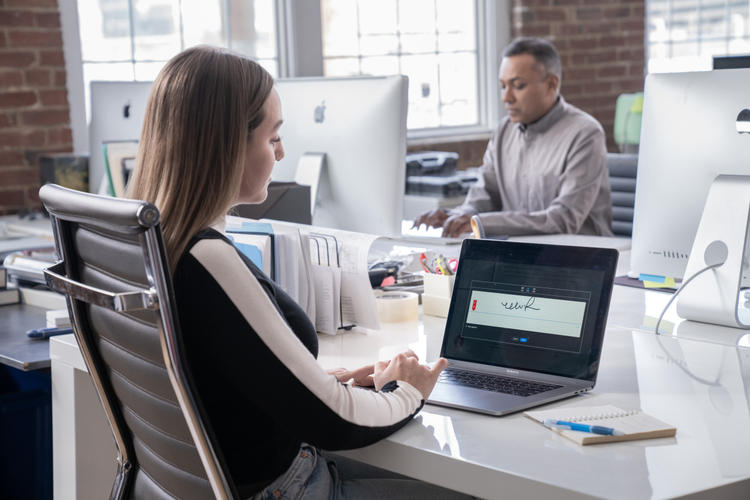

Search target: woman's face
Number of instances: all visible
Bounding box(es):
[236,89,284,205]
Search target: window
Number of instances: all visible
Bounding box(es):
[73,0,496,133]
[77,0,278,119]
[647,0,750,73]
[320,0,480,130]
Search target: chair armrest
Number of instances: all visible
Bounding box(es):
[44,262,158,312]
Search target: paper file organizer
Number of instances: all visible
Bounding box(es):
[310,233,355,333]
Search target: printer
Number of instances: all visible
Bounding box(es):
[405,151,478,198]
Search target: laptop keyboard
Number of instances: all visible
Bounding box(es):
[438,368,562,397]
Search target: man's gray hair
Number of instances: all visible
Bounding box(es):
[502,37,562,80]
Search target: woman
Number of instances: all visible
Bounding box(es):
[128,46,466,500]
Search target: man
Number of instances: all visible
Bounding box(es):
[413,37,613,238]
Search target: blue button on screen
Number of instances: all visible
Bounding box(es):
[520,338,528,342]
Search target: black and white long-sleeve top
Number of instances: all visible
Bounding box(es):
[173,226,424,495]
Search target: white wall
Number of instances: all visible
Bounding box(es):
[58,0,88,154]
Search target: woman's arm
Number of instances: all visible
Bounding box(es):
[326,349,420,387]
[178,237,432,450]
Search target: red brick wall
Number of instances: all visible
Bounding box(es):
[0,0,72,215]
[512,0,646,151]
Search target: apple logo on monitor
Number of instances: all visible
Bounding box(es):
[736,109,750,133]
[314,101,326,123]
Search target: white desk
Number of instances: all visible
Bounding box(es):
[511,233,632,251]
[51,241,750,500]
[382,234,631,274]
[323,287,750,499]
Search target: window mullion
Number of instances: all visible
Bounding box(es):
[225,0,232,50]
[276,0,291,77]
[178,0,185,52]
[356,0,363,75]
[127,0,136,77]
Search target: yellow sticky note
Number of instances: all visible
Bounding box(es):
[630,95,644,113]
[643,277,675,288]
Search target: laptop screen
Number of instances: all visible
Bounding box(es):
[440,239,618,381]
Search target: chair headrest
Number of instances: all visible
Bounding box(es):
[40,184,160,234]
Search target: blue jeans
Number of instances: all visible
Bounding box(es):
[248,444,476,500]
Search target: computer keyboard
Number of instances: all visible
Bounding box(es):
[399,232,465,245]
[400,221,465,245]
[437,368,562,397]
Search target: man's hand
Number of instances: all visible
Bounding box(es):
[442,214,472,238]
[412,209,450,231]
[373,354,449,400]
[413,209,472,238]
[327,349,419,387]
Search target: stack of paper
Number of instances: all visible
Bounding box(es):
[306,226,381,332]
[309,233,343,334]
[0,266,19,306]
[225,216,382,335]
[226,217,317,326]
[271,223,316,323]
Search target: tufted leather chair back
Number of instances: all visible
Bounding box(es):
[607,153,638,237]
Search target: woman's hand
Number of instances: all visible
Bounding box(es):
[326,365,376,387]
[373,353,449,400]
[326,349,420,387]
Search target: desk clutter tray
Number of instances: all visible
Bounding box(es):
[3,249,57,287]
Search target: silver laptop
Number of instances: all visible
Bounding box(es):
[427,239,619,416]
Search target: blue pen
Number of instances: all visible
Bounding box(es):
[543,419,625,436]
[26,326,74,340]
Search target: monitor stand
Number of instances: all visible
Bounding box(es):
[294,152,326,216]
[293,152,345,231]
[676,175,750,329]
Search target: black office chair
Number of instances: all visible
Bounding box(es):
[40,184,235,500]
[607,153,638,237]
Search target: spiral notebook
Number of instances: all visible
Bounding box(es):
[524,405,677,445]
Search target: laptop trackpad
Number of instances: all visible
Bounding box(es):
[428,383,489,407]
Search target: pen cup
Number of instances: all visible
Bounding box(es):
[422,273,455,318]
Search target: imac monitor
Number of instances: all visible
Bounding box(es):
[273,76,408,237]
[89,81,152,194]
[631,69,750,281]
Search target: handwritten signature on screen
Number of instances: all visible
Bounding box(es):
[500,296,540,312]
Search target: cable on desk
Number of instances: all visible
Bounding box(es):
[653,263,723,335]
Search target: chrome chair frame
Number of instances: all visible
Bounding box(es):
[41,184,234,500]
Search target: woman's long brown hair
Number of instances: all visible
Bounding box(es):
[127,46,274,272]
